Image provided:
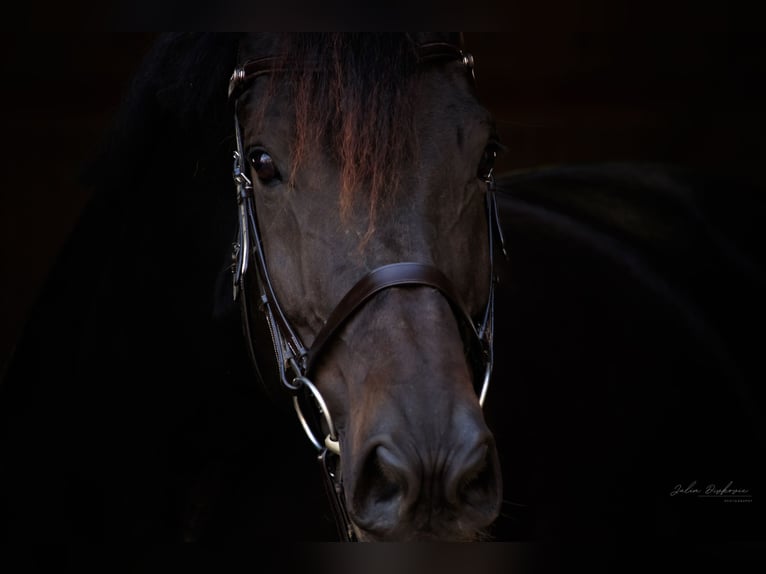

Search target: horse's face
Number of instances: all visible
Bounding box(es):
[237,34,502,541]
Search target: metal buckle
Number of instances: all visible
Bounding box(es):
[462,51,476,83]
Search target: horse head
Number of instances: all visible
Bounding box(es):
[231,33,503,541]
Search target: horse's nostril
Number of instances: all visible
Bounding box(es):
[447,441,501,514]
[369,446,406,502]
[351,443,414,530]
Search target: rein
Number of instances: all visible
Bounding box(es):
[228,41,503,541]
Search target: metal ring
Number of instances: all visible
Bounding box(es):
[478,363,491,408]
[292,376,340,455]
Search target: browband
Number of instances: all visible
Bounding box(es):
[228,41,475,101]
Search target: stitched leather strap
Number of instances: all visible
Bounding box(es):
[229,42,473,101]
[228,55,284,100]
[416,42,466,64]
[305,262,481,374]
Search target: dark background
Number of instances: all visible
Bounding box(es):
[2,22,764,375]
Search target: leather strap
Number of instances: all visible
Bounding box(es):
[306,262,481,375]
[229,41,473,102]
[228,55,284,100]
[416,42,466,64]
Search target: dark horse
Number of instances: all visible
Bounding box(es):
[1,32,764,560]
[223,33,504,540]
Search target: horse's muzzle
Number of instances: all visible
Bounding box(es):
[346,406,502,541]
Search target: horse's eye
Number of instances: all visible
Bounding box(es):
[247,149,281,184]
[477,143,499,181]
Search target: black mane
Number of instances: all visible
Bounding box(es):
[85,33,240,196]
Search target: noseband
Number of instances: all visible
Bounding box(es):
[228,42,504,541]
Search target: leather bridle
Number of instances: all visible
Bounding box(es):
[228,41,504,541]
